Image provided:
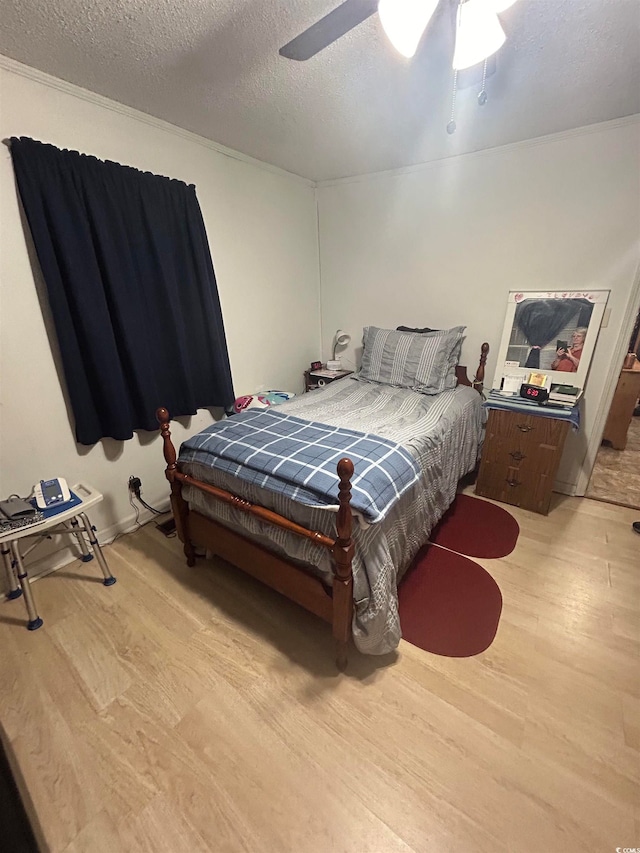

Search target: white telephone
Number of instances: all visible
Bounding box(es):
[34,477,71,509]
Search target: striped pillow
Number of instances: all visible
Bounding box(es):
[358,326,466,394]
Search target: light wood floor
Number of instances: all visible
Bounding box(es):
[587,416,640,510]
[1,493,638,853]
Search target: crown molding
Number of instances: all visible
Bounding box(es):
[0,54,315,188]
[316,114,640,188]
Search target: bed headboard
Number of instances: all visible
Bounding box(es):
[456,342,489,394]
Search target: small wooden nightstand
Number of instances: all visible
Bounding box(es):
[304,368,353,392]
[475,403,573,515]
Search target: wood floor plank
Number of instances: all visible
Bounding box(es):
[253,678,510,853]
[64,793,212,853]
[175,681,416,853]
[107,701,266,852]
[47,606,134,711]
[10,702,106,851]
[109,532,217,634]
[622,695,640,752]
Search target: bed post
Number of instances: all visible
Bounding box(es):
[156,407,196,567]
[333,458,355,672]
[473,342,490,394]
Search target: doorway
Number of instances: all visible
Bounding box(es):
[586,308,640,509]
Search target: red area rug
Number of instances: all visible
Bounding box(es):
[398,545,503,658]
[429,494,519,558]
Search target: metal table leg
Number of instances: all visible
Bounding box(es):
[77,512,116,586]
[2,545,22,600]
[10,542,43,630]
[69,516,93,563]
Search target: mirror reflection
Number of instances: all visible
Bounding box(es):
[507,297,595,373]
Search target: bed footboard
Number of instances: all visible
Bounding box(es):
[333,459,355,670]
[156,407,355,670]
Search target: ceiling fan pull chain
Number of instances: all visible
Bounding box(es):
[447,69,458,135]
[478,59,489,106]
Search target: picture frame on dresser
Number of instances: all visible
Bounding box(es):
[492,290,610,393]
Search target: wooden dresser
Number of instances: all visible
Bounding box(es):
[476,408,571,515]
[602,362,640,450]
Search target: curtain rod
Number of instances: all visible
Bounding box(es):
[2,138,11,148]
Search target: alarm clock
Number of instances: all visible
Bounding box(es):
[519,384,549,403]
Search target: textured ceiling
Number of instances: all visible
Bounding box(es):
[1,0,638,181]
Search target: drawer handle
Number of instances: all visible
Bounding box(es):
[505,478,521,488]
[509,450,526,461]
[516,424,533,433]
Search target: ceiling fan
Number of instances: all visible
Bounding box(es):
[279,0,518,68]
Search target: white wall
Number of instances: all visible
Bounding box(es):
[316,118,640,494]
[0,58,320,577]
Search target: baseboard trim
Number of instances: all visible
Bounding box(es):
[554,481,577,497]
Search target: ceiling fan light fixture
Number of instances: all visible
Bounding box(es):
[452,0,506,70]
[378,0,440,58]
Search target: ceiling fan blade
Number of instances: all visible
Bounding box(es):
[279,0,379,61]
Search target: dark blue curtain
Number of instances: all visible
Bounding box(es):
[10,137,235,445]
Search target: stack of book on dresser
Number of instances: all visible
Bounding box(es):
[548,384,582,407]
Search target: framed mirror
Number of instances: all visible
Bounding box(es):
[492,290,610,391]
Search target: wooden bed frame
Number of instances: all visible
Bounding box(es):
[157,342,489,670]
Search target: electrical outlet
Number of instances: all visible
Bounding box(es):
[128,476,142,495]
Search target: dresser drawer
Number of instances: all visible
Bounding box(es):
[476,408,571,514]
[485,409,567,449]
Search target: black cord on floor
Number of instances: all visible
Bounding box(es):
[130,488,164,515]
[138,496,164,515]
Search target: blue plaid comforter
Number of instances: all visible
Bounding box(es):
[179,408,421,524]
